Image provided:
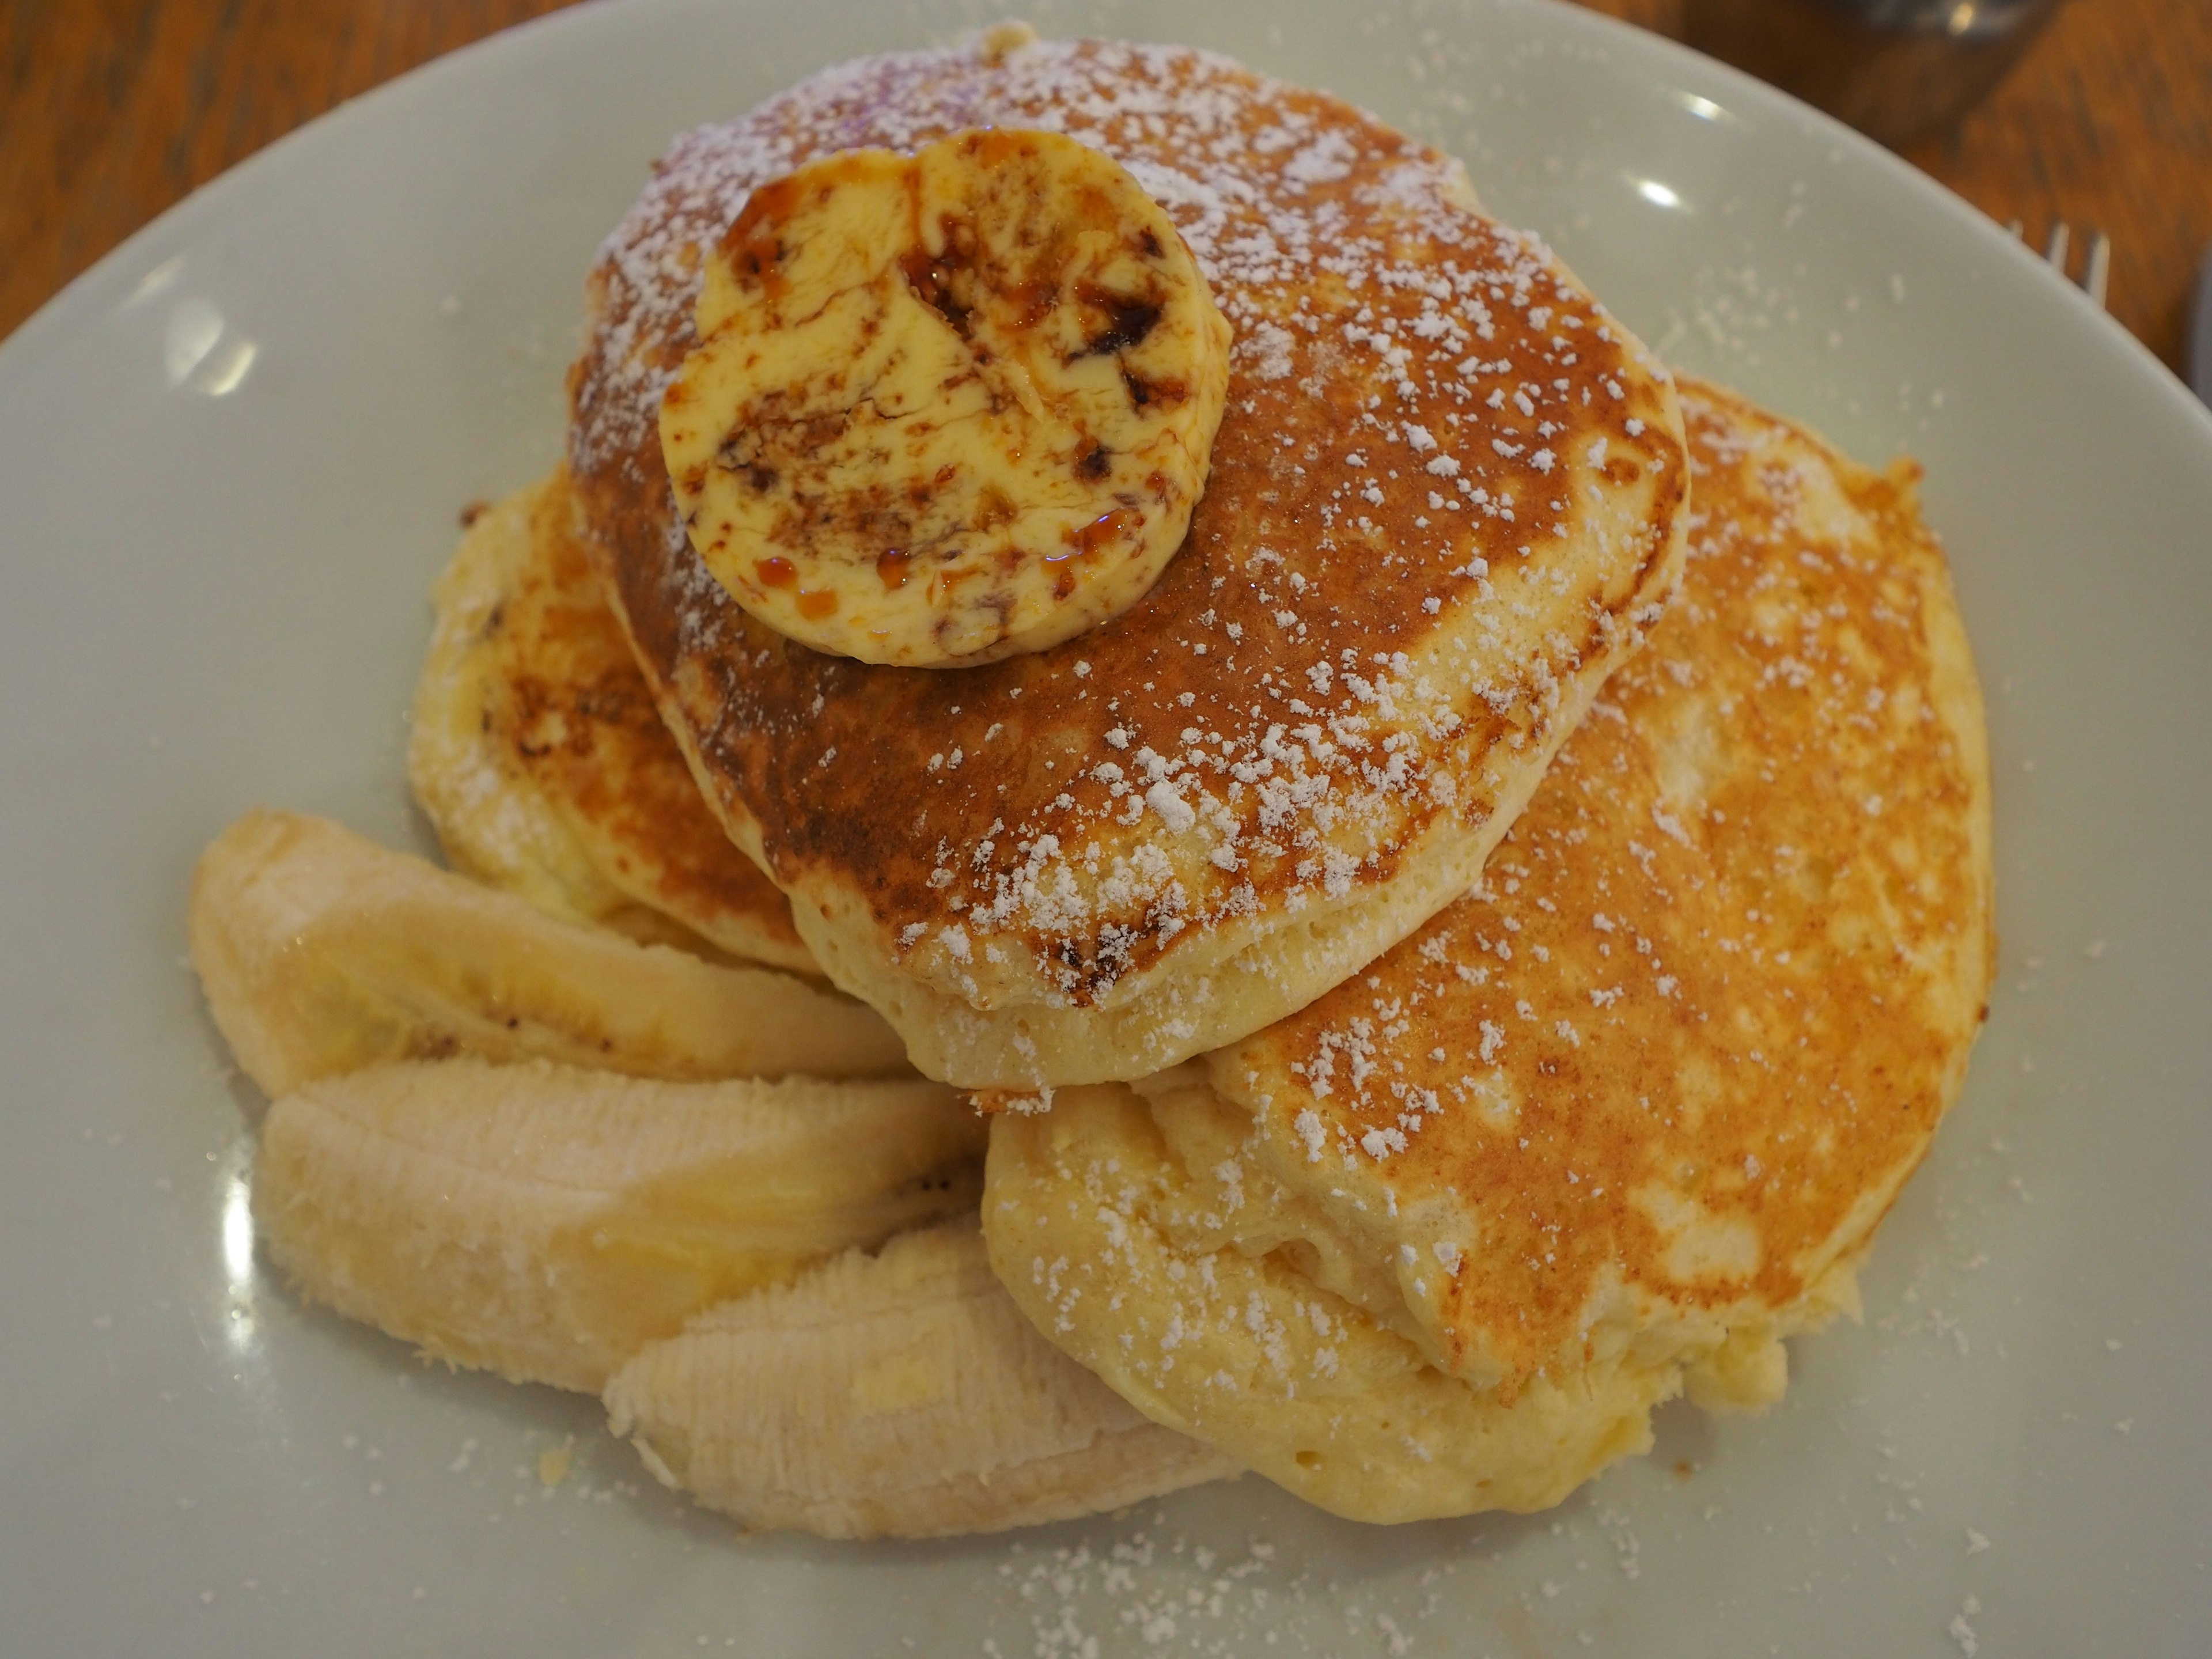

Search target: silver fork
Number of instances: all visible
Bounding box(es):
[2006,218,2111,309]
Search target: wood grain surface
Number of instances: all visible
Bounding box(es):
[3,0,2208,372]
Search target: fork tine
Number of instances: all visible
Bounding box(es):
[2083,230,2112,309]
[2044,222,2071,276]
[2003,217,2112,309]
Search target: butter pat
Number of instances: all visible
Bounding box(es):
[660,130,1232,668]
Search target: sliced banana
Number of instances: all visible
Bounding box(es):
[660,128,1233,668]
[604,1218,1238,1538]
[256,1057,982,1392]
[189,809,907,1101]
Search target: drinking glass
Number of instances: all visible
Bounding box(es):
[1683,0,2068,147]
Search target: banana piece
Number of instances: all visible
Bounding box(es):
[255,1056,983,1393]
[604,1218,1238,1538]
[660,128,1233,668]
[190,809,907,1101]
[408,472,819,975]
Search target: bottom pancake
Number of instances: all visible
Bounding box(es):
[984,378,1993,1522]
[410,471,815,974]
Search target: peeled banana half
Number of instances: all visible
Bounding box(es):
[607,1219,1238,1539]
[190,808,907,1101]
[255,1056,983,1393]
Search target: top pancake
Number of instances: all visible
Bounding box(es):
[983,379,1994,1520]
[569,33,1688,1088]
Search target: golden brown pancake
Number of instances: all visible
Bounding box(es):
[984,379,1994,1522]
[409,472,815,973]
[568,34,1688,1088]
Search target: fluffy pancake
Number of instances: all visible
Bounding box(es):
[569,34,1688,1088]
[984,379,1994,1522]
[409,472,814,973]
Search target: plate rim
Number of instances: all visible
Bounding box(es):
[6,0,2209,453]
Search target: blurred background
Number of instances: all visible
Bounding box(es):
[1,0,2207,373]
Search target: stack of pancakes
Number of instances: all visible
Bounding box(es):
[195,28,1991,1537]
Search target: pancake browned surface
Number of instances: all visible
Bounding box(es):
[985,379,1994,1522]
[410,472,813,973]
[569,34,1688,1088]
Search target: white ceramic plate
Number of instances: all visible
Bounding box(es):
[5,0,2209,1652]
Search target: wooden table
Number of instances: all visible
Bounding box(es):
[5,0,2208,373]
